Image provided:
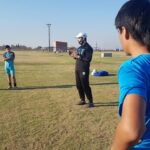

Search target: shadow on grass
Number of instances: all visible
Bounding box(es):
[9,85,74,90]
[93,101,118,107]
[91,73,116,77]
[0,82,118,91]
[108,73,116,76]
[91,82,118,86]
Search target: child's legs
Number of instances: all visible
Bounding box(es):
[12,75,17,86]
[10,68,17,86]
[5,67,12,85]
[7,74,12,84]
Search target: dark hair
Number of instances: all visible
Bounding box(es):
[115,0,150,50]
[5,45,11,49]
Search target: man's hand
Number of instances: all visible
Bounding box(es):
[71,52,80,59]
[68,47,79,59]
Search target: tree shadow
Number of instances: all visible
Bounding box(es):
[91,82,118,86]
[108,73,116,76]
[11,85,75,90]
[93,101,118,107]
[91,73,116,77]
[0,82,118,91]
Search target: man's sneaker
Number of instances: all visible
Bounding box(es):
[87,103,94,108]
[13,86,18,90]
[8,86,12,90]
[77,101,86,105]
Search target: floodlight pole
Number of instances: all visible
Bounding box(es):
[95,42,98,51]
[47,24,51,52]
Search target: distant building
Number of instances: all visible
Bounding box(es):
[53,41,68,52]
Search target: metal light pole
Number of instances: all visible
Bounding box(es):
[95,42,98,51]
[47,24,51,52]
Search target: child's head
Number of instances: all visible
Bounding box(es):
[115,0,150,54]
[5,45,11,52]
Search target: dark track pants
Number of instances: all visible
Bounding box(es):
[75,70,93,103]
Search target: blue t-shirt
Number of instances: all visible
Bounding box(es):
[118,54,150,149]
[3,51,15,68]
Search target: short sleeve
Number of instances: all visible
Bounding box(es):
[12,52,15,58]
[118,64,147,116]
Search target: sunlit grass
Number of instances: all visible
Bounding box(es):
[0,51,128,150]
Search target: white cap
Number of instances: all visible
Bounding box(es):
[76,32,87,39]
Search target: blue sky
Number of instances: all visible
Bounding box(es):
[0,0,127,49]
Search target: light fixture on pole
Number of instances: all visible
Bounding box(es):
[46,24,51,52]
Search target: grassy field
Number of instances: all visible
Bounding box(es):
[0,51,129,150]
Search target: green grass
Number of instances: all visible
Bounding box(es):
[0,51,129,150]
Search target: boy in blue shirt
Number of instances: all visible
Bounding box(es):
[111,0,150,150]
[3,45,17,89]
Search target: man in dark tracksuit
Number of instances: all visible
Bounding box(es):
[72,32,94,107]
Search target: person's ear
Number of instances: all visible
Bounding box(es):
[122,26,130,40]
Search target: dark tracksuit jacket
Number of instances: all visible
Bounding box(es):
[75,42,93,103]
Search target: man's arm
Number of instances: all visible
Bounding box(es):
[81,49,93,62]
[72,49,93,61]
[12,52,15,60]
[3,52,15,61]
[111,94,146,150]
[3,57,11,61]
[3,54,9,61]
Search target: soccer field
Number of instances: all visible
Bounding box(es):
[0,51,128,150]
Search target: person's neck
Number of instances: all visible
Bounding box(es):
[128,43,149,57]
[81,41,87,46]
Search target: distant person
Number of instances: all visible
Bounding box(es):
[3,45,17,89]
[70,32,94,108]
[111,0,150,150]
